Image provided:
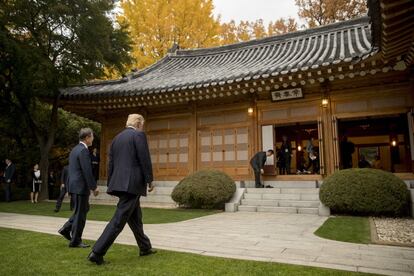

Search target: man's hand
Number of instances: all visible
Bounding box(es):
[92,188,99,197]
[260,169,264,174]
[148,183,154,193]
[6,179,10,183]
[61,184,65,188]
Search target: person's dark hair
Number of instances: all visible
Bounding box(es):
[79,128,93,140]
[267,149,274,155]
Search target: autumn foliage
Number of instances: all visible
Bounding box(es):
[119,0,367,70]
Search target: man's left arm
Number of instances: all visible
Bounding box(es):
[135,132,153,186]
[79,149,97,193]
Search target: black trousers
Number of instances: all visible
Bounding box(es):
[253,169,262,188]
[55,186,74,211]
[61,194,90,245]
[93,193,151,256]
[4,182,12,202]
[48,185,54,200]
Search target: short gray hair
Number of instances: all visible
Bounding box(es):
[79,128,93,140]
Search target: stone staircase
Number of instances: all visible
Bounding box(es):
[89,181,178,208]
[237,181,320,215]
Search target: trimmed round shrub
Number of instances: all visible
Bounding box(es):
[320,168,410,216]
[172,170,236,209]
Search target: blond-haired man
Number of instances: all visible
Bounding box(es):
[88,114,155,265]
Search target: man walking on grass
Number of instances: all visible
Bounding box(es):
[88,114,156,265]
[58,128,99,248]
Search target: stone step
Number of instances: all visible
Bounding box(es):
[262,193,301,200]
[265,181,317,188]
[238,205,257,212]
[300,194,319,201]
[244,192,319,201]
[298,208,319,215]
[241,199,278,206]
[246,188,281,194]
[281,188,319,194]
[257,206,297,213]
[141,195,175,203]
[243,193,264,199]
[152,181,178,187]
[278,200,320,208]
[149,187,174,195]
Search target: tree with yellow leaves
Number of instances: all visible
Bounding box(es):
[295,0,367,27]
[119,0,220,69]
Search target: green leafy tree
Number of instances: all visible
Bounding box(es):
[0,0,132,199]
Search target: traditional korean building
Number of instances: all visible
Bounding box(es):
[61,0,414,186]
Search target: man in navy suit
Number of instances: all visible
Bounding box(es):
[58,128,99,248]
[250,150,274,188]
[54,165,74,212]
[3,158,16,202]
[88,114,155,265]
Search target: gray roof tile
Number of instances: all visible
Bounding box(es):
[62,16,373,98]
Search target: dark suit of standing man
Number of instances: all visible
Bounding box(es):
[250,150,274,188]
[4,159,16,202]
[58,128,98,248]
[88,114,155,265]
[55,165,74,212]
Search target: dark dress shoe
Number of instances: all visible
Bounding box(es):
[88,251,105,265]
[140,249,157,256]
[54,209,59,213]
[69,242,90,248]
[58,228,71,241]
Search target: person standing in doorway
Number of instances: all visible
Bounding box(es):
[58,128,99,248]
[31,164,42,203]
[250,150,274,188]
[88,114,156,265]
[340,135,355,169]
[4,159,15,202]
[281,135,292,174]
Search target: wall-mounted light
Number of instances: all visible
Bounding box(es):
[321,98,329,108]
[247,107,254,115]
[297,145,302,151]
[391,139,397,147]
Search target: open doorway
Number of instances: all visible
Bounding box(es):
[338,114,412,172]
[274,121,320,175]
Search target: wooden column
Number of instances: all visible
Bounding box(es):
[190,102,197,174]
[320,83,336,176]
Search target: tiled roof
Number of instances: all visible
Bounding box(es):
[61,17,375,98]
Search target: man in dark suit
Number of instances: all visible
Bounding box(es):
[58,128,99,248]
[4,158,16,202]
[88,114,155,265]
[250,150,274,188]
[54,165,74,212]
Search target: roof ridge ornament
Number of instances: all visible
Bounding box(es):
[167,43,180,55]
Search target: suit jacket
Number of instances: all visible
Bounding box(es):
[67,144,96,195]
[4,163,16,182]
[107,128,153,197]
[61,165,69,186]
[250,152,267,171]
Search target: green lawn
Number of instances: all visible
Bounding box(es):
[0,227,374,276]
[0,201,220,224]
[314,216,371,244]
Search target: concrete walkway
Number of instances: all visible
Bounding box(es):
[0,212,413,276]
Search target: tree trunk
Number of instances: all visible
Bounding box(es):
[39,146,50,200]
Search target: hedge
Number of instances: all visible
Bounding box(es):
[172,170,236,209]
[320,168,410,216]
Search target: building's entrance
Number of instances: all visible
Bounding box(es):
[337,114,412,173]
[261,121,322,176]
[275,122,320,175]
